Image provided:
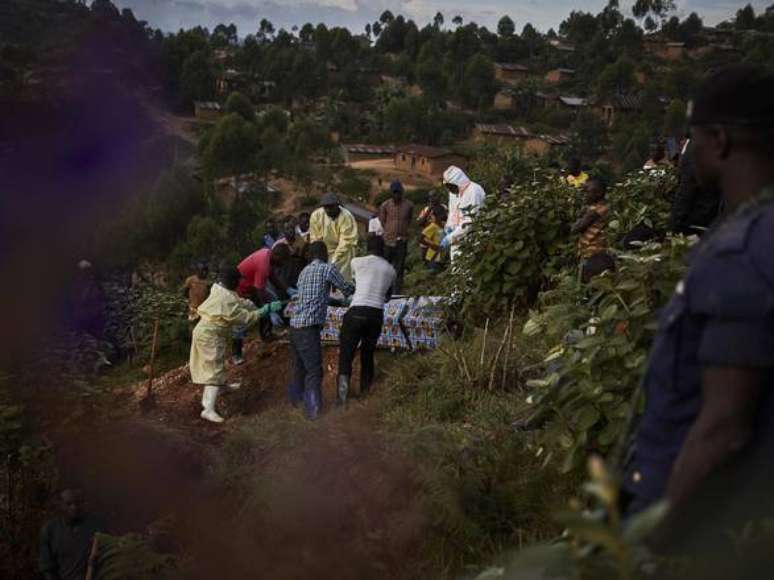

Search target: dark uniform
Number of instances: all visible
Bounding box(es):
[39,516,101,580]
[625,186,774,515]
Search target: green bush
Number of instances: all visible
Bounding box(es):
[447,171,579,318]
[522,236,693,473]
[448,168,678,318]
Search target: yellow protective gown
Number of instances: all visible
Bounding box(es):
[309,206,359,281]
[189,284,261,386]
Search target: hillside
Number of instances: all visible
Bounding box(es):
[2,2,774,580]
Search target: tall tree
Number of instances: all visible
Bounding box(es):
[434,12,445,29]
[180,50,215,103]
[560,11,598,44]
[498,15,516,37]
[300,23,315,42]
[379,10,395,25]
[416,44,447,104]
[201,113,260,180]
[736,4,757,29]
[224,92,255,123]
[452,15,464,27]
[632,0,676,29]
[460,53,497,111]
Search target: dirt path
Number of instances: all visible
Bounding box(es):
[50,338,429,579]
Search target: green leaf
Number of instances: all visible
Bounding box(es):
[623,501,670,544]
[575,405,600,431]
[600,304,618,322]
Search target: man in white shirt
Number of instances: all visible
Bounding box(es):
[440,165,487,262]
[336,235,396,405]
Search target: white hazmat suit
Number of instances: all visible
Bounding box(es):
[443,166,487,262]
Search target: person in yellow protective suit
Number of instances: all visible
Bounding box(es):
[190,266,283,423]
[309,192,359,281]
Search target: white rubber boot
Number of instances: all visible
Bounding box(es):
[225,381,242,391]
[200,386,224,423]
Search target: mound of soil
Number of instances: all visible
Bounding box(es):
[52,337,429,579]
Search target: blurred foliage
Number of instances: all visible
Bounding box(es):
[93,532,176,580]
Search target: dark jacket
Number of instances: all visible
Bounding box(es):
[669,144,721,235]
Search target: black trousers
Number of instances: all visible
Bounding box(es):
[338,306,383,392]
[384,240,407,295]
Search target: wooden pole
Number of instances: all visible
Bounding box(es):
[146,319,160,400]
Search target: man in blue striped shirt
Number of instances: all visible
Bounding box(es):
[290,241,355,420]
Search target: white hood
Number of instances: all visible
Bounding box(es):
[443,165,471,190]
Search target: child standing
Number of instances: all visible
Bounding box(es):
[571,177,615,283]
[420,208,445,273]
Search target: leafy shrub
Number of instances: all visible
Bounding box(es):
[448,168,678,318]
[338,168,372,202]
[522,236,694,473]
[298,193,320,208]
[93,532,176,579]
[447,172,579,317]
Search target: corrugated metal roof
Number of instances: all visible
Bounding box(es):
[559,96,588,107]
[194,101,222,111]
[475,124,530,137]
[495,62,530,72]
[345,144,396,155]
[397,144,457,158]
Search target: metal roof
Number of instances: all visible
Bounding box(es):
[559,96,588,107]
[194,101,222,111]
[345,144,396,155]
[495,62,530,72]
[475,124,569,145]
[397,144,457,158]
[475,124,531,137]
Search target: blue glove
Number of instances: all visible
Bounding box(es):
[440,235,451,249]
[287,287,298,298]
[444,226,453,236]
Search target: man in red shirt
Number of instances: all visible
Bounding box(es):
[232,244,291,364]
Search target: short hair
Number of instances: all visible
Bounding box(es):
[298,211,311,220]
[219,266,242,290]
[270,243,291,265]
[367,234,385,257]
[307,241,328,262]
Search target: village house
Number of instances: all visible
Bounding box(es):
[549,39,577,53]
[644,36,687,61]
[343,144,396,163]
[193,101,222,122]
[557,96,589,114]
[394,145,466,177]
[663,42,686,60]
[594,94,643,127]
[472,124,568,157]
[493,88,518,111]
[214,174,281,208]
[216,68,245,96]
[494,63,531,85]
[473,124,530,144]
[545,68,575,84]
